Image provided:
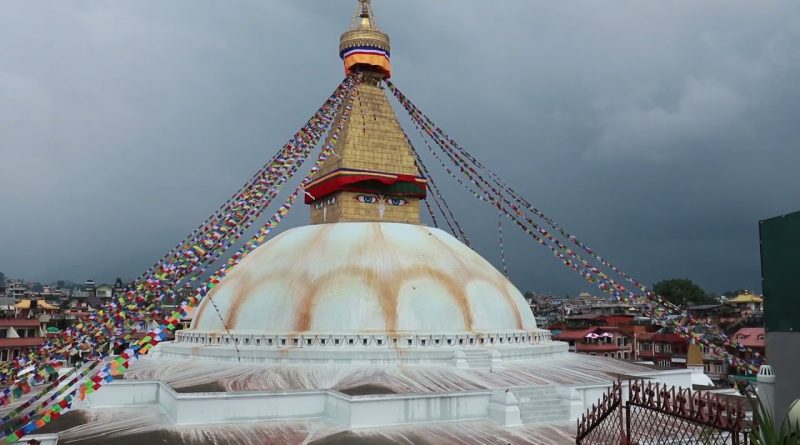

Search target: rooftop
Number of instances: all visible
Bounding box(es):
[0,337,45,347]
[0,318,41,328]
[727,294,763,304]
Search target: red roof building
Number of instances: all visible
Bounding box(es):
[552,327,634,360]
[0,318,46,361]
[730,327,765,365]
[635,332,688,368]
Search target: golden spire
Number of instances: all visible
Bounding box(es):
[352,0,378,31]
[339,0,391,77]
[304,2,425,225]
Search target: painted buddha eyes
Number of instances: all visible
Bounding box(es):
[355,195,408,206]
[357,194,378,204]
[314,196,337,209]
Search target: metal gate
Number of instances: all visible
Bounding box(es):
[576,380,749,445]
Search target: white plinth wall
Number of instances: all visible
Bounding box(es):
[69,367,692,429]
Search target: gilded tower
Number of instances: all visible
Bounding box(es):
[305,0,426,225]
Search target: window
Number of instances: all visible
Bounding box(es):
[0,329,6,338]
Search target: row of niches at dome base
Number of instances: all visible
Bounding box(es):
[174,329,552,348]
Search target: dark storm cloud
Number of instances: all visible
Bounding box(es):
[1,1,798,295]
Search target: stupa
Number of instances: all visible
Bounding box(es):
[34,2,695,444]
[161,0,546,365]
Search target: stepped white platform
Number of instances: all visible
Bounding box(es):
[24,345,694,445]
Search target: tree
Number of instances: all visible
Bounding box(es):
[0,272,5,289]
[652,278,714,307]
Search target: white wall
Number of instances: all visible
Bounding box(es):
[74,367,693,429]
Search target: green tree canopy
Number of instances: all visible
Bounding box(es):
[653,278,714,307]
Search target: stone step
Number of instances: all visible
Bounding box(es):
[520,405,570,415]
[463,351,492,369]
[512,386,557,393]
[521,413,571,424]
[521,407,570,415]
[522,411,570,419]
[512,388,560,398]
[514,393,561,402]
[517,396,565,405]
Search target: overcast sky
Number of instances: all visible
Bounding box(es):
[1,1,798,295]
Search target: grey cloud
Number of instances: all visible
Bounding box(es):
[589,78,744,161]
[1,0,798,296]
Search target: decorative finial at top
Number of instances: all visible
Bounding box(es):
[340,0,391,77]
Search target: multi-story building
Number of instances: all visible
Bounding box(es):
[14,299,59,318]
[635,332,688,368]
[726,293,764,317]
[0,319,46,361]
[6,280,26,300]
[95,284,113,300]
[686,304,741,328]
[553,326,634,359]
[699,343,727,381]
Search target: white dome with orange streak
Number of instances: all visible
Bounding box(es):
[190,222,537,334]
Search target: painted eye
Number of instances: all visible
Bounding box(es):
[386,198,407,206]
[356,195,378,204]
[326,197,336,205]
[314,202,323,210]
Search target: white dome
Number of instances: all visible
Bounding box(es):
[190,222,537,334]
